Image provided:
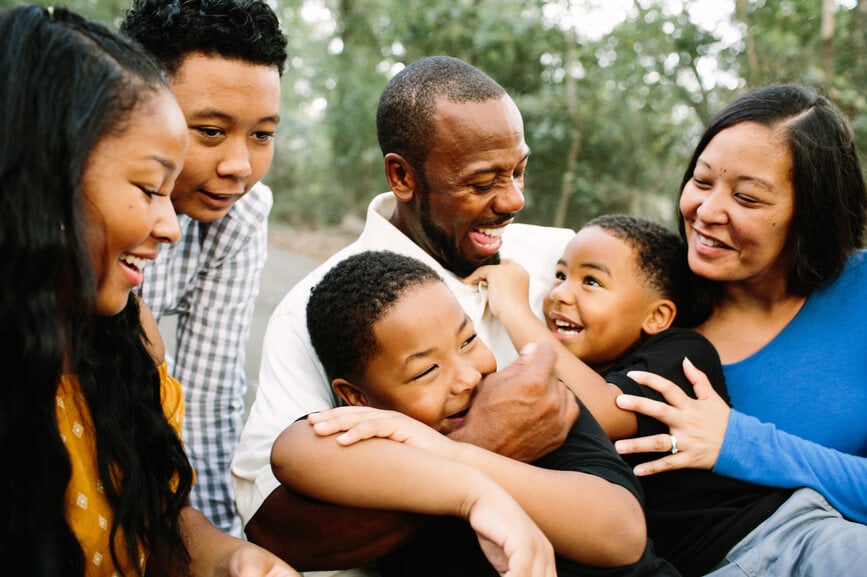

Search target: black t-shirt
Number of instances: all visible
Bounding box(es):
[606,328,792,577]
[379,399,681,577]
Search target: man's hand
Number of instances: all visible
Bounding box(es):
[451,341,579,462]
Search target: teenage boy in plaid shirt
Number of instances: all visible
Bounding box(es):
[121,0,287,535]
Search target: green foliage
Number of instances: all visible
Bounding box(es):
[12,0,866,231]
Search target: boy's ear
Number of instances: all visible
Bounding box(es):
[384,152,419,203]
[332,378,369,407]
[642,299,677,335]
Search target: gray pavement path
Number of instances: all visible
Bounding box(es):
[158,242,323,414]
[245,243,322,400]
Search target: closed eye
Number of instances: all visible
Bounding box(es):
[460,333,478,350]
[195,126,224,139]
[138,185,166,198]
[411,365,437,381]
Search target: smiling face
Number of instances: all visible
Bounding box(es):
[403,95,529,278]
[543,226,667,372]
[680,121,796,288]
[81,88,187,316]
[341,279,497,434]
[168,52,281,222]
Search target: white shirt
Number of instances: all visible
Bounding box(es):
[232,192,573,526]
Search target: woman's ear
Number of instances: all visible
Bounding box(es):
[384,152,419,203]
[332,378,369,407]
[642,299,677,335]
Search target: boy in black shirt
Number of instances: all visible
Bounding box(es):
[271,249,679,577]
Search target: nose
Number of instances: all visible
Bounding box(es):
[451,359,482,395]
[153,195,180,244]
[689,186,728,226]
[216,137,253,180]
[492,178,525,215]
[548,279,573,305]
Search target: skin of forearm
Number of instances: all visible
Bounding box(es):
[450,440,646,566]
[273,424,501,516]
[498,305,638,439]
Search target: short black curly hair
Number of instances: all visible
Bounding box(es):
[376,55,506,177]
[120,0,287,76]
[584,214,700,327]
[307,251,442,383]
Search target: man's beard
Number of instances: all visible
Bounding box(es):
[419,187,501,279]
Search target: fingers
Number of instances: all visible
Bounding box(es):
[628,455,681,477]
[613,433,673,456]
[615,392,673,422]
[682,357,718,402]
[625,369,691,408]
[463,264,494,285]
[308,407,405,444]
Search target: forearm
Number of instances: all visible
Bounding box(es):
[451,441,645,566]
[715,410,867,523]
[498,306,635,439]
[269,421,506,567]
[274,421,483,510]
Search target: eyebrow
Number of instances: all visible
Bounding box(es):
[401,315,471,367]
[188,108,281,125]
[558,258,611,275]
[469,150,531,176]
[151,154,178,171]
[695,159,775,190]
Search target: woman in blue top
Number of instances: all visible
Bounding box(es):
[614,84,867,527]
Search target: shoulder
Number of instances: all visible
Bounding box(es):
[609,328,727,400]
[138,296,166,363]
[220,182,273,231]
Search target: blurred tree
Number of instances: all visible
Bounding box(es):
[7,0,865,232]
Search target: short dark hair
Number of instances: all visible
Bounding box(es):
[679,84,867,296]
[376,55,506,175]
[307,251,441,382]
[585,214,698,327]
[121,0,287,76]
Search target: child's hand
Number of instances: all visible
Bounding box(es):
[308,406,456,458]
[466,483,557,577]
[227,541,302,577]
[463,259,531,319]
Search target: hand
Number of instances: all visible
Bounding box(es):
[466,485,557,577]
[308,406,456,458]
[453,341,579,462]
[227,542,302,577]
[463,260,531,319]
[613,357,731,475]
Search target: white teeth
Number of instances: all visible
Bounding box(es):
[698,233,724,248]
[554,319,581,335]
[477,227,505,237]
[121,254,148,270]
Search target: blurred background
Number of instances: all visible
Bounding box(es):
[13,0,867,232]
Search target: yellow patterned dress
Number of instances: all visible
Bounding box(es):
[55,363,185,577]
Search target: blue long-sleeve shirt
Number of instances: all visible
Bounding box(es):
[713,250,867,523]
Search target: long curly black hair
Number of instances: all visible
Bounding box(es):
[0,6,193,576]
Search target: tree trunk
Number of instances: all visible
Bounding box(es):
[735,0,760,86]
[821,0,836,81]
[553,13,582,229]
